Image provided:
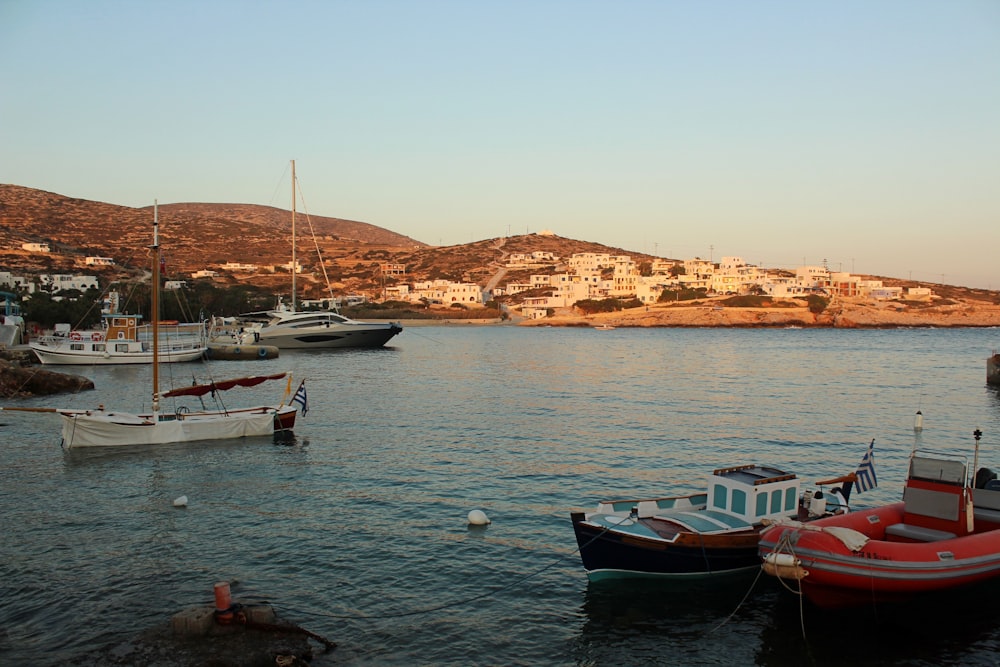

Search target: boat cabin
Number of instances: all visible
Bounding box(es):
[705,464,801,524]
[104,313,142,341]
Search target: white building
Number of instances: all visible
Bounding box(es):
[84,256,115,266]
[410,280,483,304]
[221,262,259,273]
[22,242,50,253]
[37,273,99,292]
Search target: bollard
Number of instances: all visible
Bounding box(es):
[213,581,233,623]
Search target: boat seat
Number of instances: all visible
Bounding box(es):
[973,507,1000,524]
[885,523,956,543]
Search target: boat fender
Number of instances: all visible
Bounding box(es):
[468,509,491,525]
[258,346,268,359]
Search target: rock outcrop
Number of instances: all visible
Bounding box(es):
[0,358,94,398]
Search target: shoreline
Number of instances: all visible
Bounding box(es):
[372,298,1000,329]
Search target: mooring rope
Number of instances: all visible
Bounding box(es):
[275,515,618,622]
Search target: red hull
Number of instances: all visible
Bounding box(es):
[760,502,1000,609]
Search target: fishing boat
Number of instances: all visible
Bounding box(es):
[244,160,402,350]
[760,430,1000,609]
[570,446,874,581]
[3,204,302,449]
[29,313,207,365]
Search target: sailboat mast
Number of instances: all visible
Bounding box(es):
[291,159,296,313]
[151,201,161,413]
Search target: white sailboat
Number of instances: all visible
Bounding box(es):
[247,160,403,350]
[4,204,301,449]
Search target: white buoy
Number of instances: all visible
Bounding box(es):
[173,495,188,508]
[467,509,491,526]
[914,410,924,432]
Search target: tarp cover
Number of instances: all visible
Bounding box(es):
[162,372,287,398]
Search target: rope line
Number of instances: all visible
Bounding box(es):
[275,516,617,622]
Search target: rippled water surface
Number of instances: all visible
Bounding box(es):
[3,326,1000,665]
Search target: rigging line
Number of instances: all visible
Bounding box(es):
[276,518,619,622]
[293,183,339,309]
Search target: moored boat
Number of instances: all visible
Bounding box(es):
[3,204,305,449]
[760,430,1000,609]
[29,314,207,365]
[239,160,402,350]
[570,447,873,581]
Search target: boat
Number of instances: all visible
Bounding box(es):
[593,324,615,330]
[570,449,871,581]
[0,291,26,347]
[29,313,207,365]
[243,160,402,350]
[3,204,302,449]
[760,430,1000,609]
[988,350,999,387]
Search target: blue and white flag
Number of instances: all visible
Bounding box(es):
[291,380,308,416]
[855,439,877,493]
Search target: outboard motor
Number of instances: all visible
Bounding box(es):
[808,490,827,517]
[976,467,997,489]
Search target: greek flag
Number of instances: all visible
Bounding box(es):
[855,439,877,493]
[291,381,308,416]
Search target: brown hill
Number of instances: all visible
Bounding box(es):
[0,185,423,277]
[0,185,652,300]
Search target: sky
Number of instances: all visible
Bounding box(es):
[1,1,998,289]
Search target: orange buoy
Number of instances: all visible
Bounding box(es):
[214,581,233,622]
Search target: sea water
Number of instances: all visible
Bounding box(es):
[2,326,1000,666]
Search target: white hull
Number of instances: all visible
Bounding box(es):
[251,310,402,349]
[60,406,296,448]
[257,323,402,349]
[30,321,207,365]
[30,344,205,365]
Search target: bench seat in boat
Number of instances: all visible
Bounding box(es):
[885,523,957,543]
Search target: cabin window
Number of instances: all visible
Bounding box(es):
[730,489,747,515]
[770,489,783,513]
[784,487,797,511]
[70,344,85,351]
[712,485,727,510]
[94,344,105,352]
[755,493,768,516]
[115,344,129,352]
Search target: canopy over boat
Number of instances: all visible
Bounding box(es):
[162,372,288,398]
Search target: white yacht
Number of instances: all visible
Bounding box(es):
[245,304,402,350]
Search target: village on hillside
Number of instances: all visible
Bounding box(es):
[2,233,936,322]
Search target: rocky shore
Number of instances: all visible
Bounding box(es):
[519,296,1000,329]
[0,355,93,399]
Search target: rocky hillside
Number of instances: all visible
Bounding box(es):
[0,184,654,299]
[1,184,997,308]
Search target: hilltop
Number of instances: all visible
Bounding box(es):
[0,185,653,299]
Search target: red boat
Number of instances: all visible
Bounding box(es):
[760,429,1000,609]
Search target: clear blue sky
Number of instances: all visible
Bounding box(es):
[2,1,998,288]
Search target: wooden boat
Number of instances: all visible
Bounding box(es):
[3,204,303,449]
[29,314,207,365]
[571,457,866,581]
[760,430,1000,609]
